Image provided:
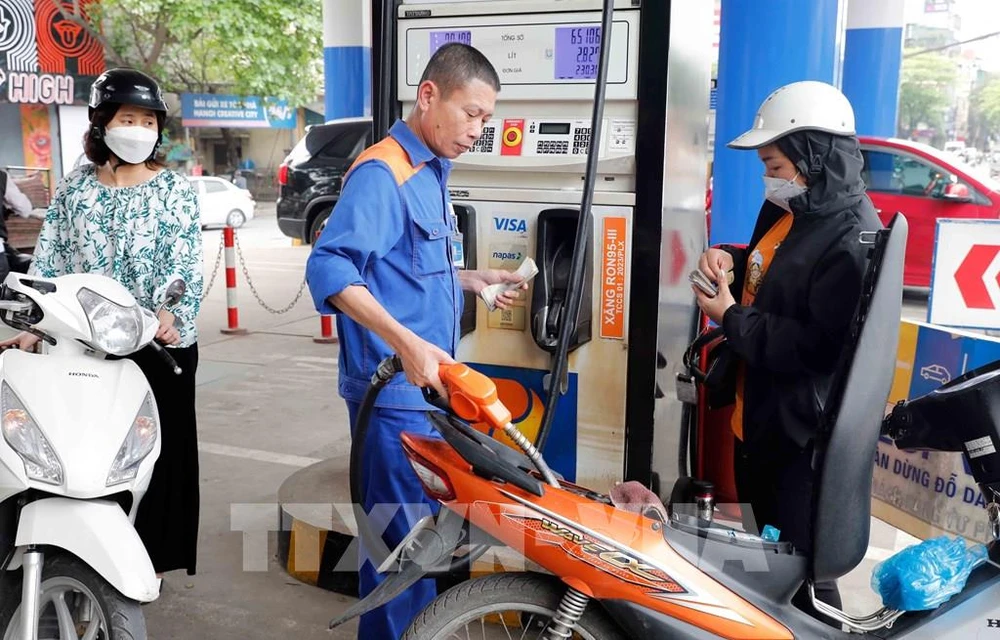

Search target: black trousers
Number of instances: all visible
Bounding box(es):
[734,435,842,617]
[129,343,200,575]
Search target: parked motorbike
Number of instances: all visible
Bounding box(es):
[331,214,1000,638]
[0,272,185,640]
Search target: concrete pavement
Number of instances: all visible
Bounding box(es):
[142,206,360,639]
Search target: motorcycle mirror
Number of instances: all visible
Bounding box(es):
[164,279,186,307]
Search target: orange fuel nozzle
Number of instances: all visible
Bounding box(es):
[438,363,511,430]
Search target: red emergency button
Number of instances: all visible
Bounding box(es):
[500,118,524,156]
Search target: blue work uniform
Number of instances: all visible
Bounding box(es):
[305,119,463,639]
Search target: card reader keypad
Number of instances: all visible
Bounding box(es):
[471,126,496,153]
[573,128,592,155]
[461,121,608,157]
[535,140,569,155]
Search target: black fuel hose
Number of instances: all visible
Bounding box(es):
[349,355,488,577]
[349,355,404,510]
[678,308,705,478]
[535,0,616,452]
[371,0,401,140]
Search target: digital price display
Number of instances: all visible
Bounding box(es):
[539,122,571,135]
[430,30,472,55]
[554,26,603,80]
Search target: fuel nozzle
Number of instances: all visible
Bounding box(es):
[437,363,560,488]
[437,362,512,429]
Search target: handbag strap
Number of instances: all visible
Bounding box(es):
[683,326,725,382]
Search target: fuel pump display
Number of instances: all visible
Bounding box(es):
[555,25,603,79]
[429,30,472,52]
[402,13,633,93]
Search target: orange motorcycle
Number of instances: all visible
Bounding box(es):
[331,215,1000,639]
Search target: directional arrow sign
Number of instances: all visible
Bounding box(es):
[930,219,1000,330]
[954,244,1000,310]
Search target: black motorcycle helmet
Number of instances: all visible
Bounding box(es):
[88,68,168,118]
[85,68,168,166]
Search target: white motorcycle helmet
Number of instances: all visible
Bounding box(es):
[728,80,856,150]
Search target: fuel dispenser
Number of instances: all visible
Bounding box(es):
[382,0,714,493]
[277,0,714,599]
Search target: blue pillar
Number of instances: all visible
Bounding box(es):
[711,0,846,245]
[323,0,372,120]
[842,0,904,138]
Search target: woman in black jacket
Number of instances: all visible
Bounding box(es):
[695,80,882,612]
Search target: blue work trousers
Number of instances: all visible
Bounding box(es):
[348,402,442,639]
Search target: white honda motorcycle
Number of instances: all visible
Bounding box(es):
[0,271,184,640]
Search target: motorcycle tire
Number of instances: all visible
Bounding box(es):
[403,572,626,640]
[0,553,147,640]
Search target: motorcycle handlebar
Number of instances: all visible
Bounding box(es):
[149,341,182,376]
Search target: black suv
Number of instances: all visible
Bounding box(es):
[276,117,373,243]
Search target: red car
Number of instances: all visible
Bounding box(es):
[859,136,1000,288]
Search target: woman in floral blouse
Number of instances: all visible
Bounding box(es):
[3,68,204,579]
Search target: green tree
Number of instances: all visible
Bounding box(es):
[969,73,1000,150]
[898,49,958,143]
[57,0,323,167]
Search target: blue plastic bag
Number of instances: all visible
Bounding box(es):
[871,536,989,611]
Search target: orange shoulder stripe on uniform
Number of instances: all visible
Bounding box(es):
[346,137,425,186]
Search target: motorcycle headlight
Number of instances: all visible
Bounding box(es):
[76,288,143,356]
[1,382,63,485]
[107,392,158,486]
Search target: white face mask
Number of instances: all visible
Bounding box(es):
[763,172,808,212]
[103,126,159,165]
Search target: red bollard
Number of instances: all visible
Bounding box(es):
[220,226,248,336]
[313,314,338,344]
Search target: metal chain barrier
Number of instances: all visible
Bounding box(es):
[232,230,309,314]
[201,233,225,302]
